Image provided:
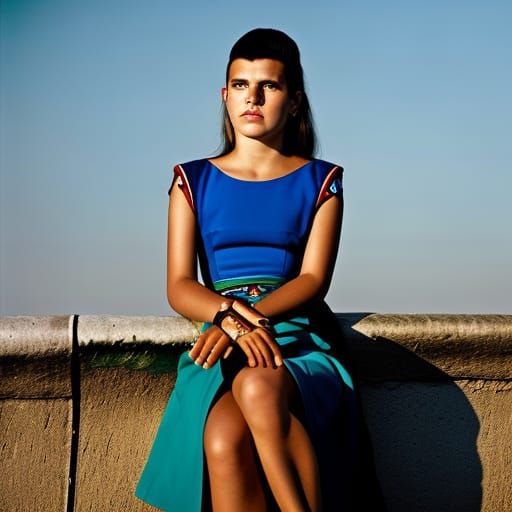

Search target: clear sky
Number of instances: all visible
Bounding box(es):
[1,0,510,315]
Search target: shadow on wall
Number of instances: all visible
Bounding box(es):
[342,313,482,512]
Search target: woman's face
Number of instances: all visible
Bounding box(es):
[222,58,301,149]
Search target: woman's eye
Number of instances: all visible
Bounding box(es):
[263,83,277,90]
[232,82,246,89]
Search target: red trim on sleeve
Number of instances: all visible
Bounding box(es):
[315,165,343,210]
[167,170,179,195]
[168,164,195,214]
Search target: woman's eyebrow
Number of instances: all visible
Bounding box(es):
[229,78,283,85]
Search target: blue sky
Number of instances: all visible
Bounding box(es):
[1,0,511,315]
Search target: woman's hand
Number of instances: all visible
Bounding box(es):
[236,327,284,368]
[189,324,284,369]
[189,325,232,369]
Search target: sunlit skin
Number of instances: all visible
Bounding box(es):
[223,58,300,151]
[168,56,344,511]
[208,58,308,181]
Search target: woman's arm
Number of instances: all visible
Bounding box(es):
[167,175,233,323]
[169,173,282,368]
[253,194,344,318]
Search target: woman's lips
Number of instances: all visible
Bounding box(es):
[242,110,263,118]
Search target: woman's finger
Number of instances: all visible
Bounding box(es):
[248,337,266,367]
[189,333,206,360]
[189,325,222,360]
[257,328,284,366]
[222,344,234,359]
[236,336,258,367]
[252,332,277,368]
[194,340,216,366]
[201,336,231,369]
[194,330,223,366]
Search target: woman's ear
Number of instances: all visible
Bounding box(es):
[289,90,302,116]
[221,86,227,102]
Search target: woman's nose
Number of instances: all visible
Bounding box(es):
[246,85,263,105]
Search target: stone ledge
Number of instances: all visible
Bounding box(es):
[340,313,512,381]
[0,315,73,398]
[0,315,73,357]
[1,313,511,512]
[1,313,511,399]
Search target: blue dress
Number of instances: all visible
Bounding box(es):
[134,158,383,511]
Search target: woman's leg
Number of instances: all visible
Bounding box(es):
[203,388,268,512]
[231,365,322,512]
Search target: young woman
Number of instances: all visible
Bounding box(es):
[135,28,386,512]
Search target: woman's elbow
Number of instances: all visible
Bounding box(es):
[167,276,195,312]
[167,279,183,311]
[313,282,329,303]
[167,290,177,312]
[301,272,328,302]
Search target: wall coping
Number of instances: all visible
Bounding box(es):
[1,313,511,399]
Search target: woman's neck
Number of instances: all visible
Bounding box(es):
[217,138,307,176]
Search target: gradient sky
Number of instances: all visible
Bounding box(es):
[1,0,511,316]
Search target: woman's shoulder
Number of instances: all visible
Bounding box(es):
[310,158,344,187]
[173,157,209,173]
[167,158,208,200]
[311,158,344,209]
[312,157,344,173]
[169,158,211,188]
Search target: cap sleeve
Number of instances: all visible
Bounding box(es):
[168,164,195,214]
[315,165,343,210]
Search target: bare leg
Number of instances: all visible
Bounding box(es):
[232,365,322,512]
[203,388,268,512]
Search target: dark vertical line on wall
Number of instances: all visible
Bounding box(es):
[66,314,81,512]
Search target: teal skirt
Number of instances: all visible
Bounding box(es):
[134,278,365,511]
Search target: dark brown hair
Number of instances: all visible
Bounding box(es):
[215,28,317,158]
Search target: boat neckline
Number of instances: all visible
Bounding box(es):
[206,158,316,183]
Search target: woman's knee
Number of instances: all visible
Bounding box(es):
[203,392,253,463]
[231,366,293,431]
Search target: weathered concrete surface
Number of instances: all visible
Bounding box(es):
[77,314,202,348]
[73,314,195,510]
[341,313,512,380]
[75,370,512,512]
[74,366,177,512]
[469,381,512,512]
[360,379,512,512]
[0,316,72,398]
[1,313,511,512]
[0,316,72,356]
[0,398,72,512]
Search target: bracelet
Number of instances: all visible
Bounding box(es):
[213,299,270,343]
[231,298,270,329]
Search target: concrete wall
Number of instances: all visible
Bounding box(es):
[1,313,511,512]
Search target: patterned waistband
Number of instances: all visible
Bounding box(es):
[213,275,286,297]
